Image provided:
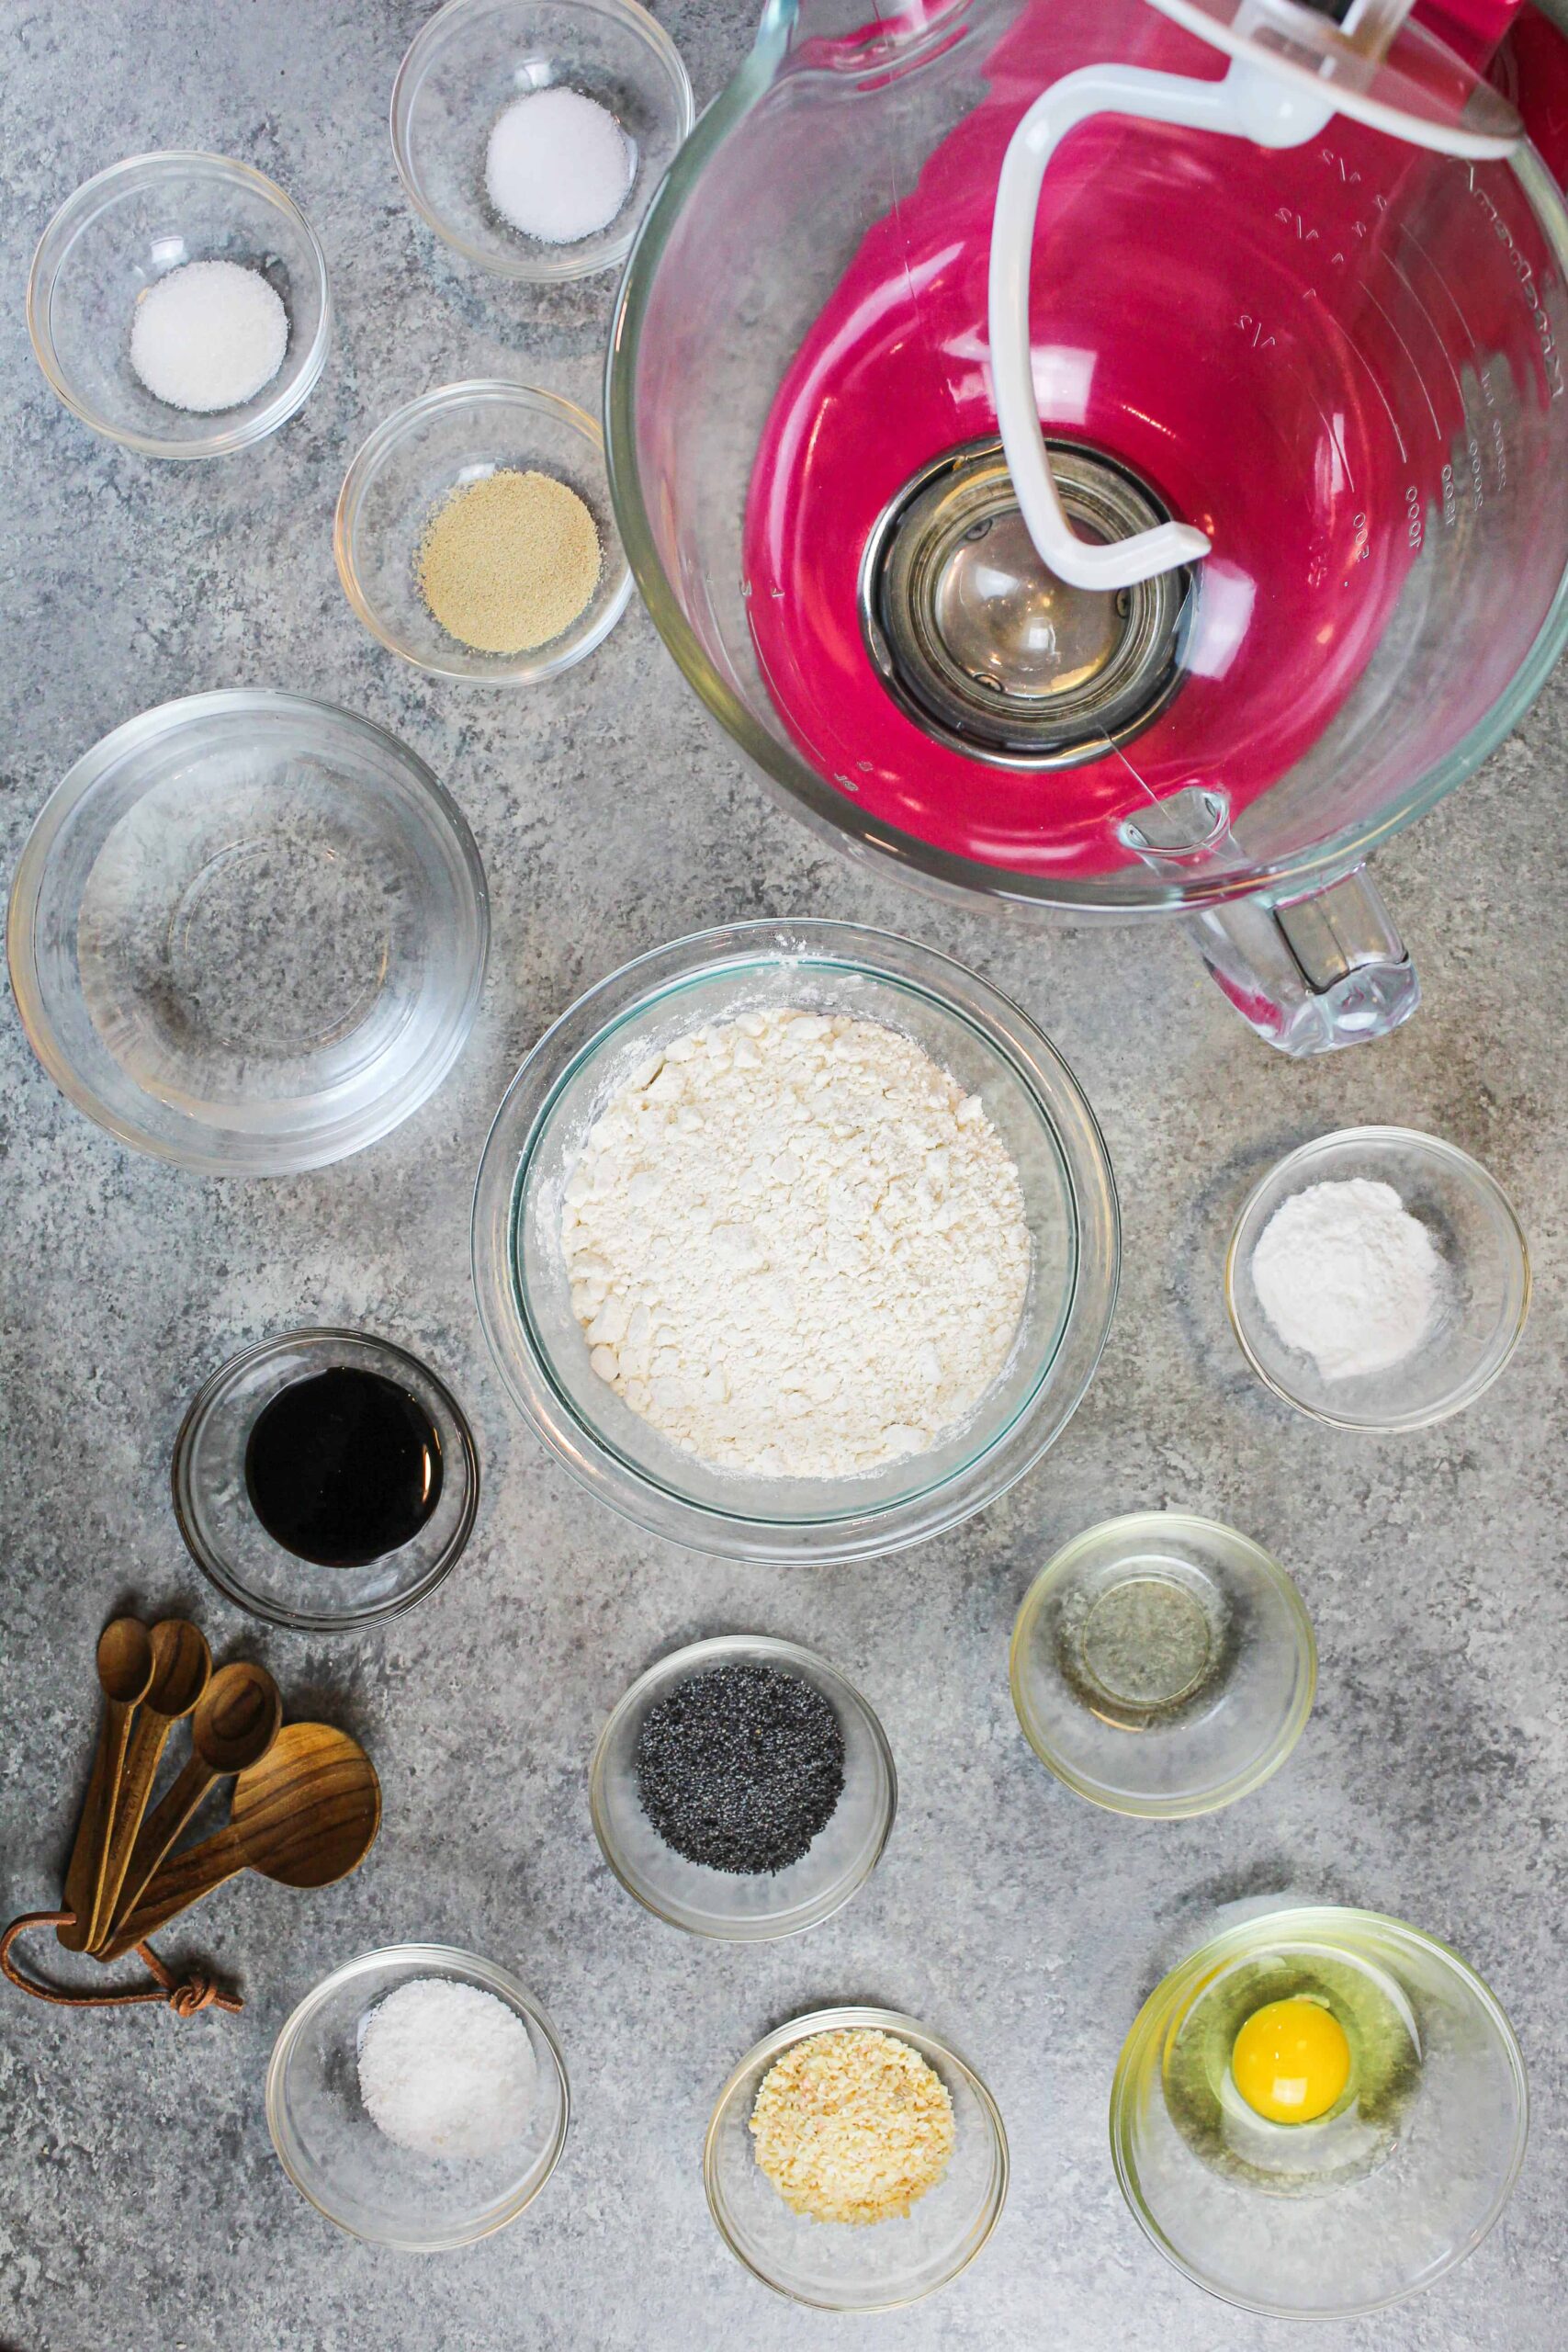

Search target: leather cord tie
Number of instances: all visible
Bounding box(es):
[0,1909,243,2016]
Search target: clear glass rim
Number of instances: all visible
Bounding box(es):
[1009,1510,1317,1817]
[1224,1125,1532,1431]
[170,1326,482,1632]
[4,687,491,1175]
[1108,1903,1529,2320]
[703,2002,1010,2311]
[389,0,696,284]
[27,149,333,461]
[265,1941,571,2251]
[469,917,1121,1563]
[605,28,1568,912]
[333,378,635,683]
[587,1633,897,1939]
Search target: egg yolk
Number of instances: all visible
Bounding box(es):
[1231,1997,1351,2124]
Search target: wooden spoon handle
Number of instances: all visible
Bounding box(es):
[58,1699,136,1954]
[98,1825,247,1962]
[88,1707,177,1955]
[101,1754,218,1948]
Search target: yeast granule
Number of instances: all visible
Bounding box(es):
[416,467,600,654]
[750,2029,955,2225]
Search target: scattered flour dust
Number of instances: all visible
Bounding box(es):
[357,1977,537,2160]
[1250,1175,1445,1382]
[560,1007,1032,1476]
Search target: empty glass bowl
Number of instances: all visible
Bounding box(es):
[1226,1127,1530,1431]
[1010,1512,1315,1817]
[1110,1905,1529,2317]
[28,152,331,458]
[6,690,489,1174]
[391,0,694,281]
[705,2006,1009,2310]
[267,1944,570,2250]
[471,919,1120,1562]
[590,1634,896,1939]
[173,1329,480,1632]
[335,379,632,683]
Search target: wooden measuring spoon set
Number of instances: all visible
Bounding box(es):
[0,1613,381,2018]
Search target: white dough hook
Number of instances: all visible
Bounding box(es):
[987,0,1520,592]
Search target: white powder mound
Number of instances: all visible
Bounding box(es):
[560,1008,1032,1477]
[130,260,288,413]
[357,1977,537,2161]
[485,87,633,244]
[1250,1175,1445,1382]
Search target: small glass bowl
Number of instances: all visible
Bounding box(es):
[705,2006,1009,2311]
[1010,1512,1315,1817]
[267,1944,570,2251]
[471,919,1120,1563]
[28,151,331,459]
[335,379,632,684]
[172,1329,480,1632]
[390,0,694,282]
[1110,1905,1529,2318]
[6,691,489,1174]
[590,1634,896,1940]
[1226,1127,1530,1431]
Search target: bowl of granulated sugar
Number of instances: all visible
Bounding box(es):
[267,1944,570,2248]
[336,379,632,683]
[28,152,331,459]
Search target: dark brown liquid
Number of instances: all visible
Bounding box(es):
[244,1368,443,1568]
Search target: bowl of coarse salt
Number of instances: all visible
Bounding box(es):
[267,1945,570,2250]
[391,0,694,283]
[28,152,331,460]
[472,918,1121,1564]
[1226,1127,1530,1433]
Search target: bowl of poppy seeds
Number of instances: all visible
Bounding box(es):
[589,1634,897,1940]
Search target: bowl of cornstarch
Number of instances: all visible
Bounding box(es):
[1226,1127,1529,1432]
[705,2007,1009,2310]
[391,0,694,283]
[28,152,330,459]
[472,919,1120,1562]
[267,1945,569,2249]
[591,1634,897,1939]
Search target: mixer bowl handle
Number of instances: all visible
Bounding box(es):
[1190,874,1421,1056]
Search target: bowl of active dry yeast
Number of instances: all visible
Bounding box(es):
[336,379,632,683]
[472,919,1120,1562]
[28,152,330,458]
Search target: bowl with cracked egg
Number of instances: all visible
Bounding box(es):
[472,918,1119,1562]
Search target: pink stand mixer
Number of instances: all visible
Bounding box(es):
[607,0,1568,1051]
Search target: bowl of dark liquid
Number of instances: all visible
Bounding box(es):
[175,1330,479,1630]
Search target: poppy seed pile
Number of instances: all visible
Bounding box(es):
[634,1662,846,1873]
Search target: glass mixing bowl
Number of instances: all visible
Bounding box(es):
[1110,1905,1529,2318]
[471,919,1120,1562]
[390,0,694,282]
[1226,1128,1530,1431]
[1010,1512,1315,1817]
[590,1634,896,1939]
[335,379,632,684]
[267,1944,570,2250]
[28,151,331,458]
[172,1329,480,1633]
[6,691,489,1174]
[705,2005,1008,2310]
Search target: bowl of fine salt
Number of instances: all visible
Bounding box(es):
[390,0,694,282]
[267,1944,570,2249]
[28,152,331,460]
[1225,1126,1530,1432]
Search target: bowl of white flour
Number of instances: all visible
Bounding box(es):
[472,921,1119,1561]
[1226,1127,1529,1431]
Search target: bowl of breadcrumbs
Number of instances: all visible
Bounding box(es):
[704,2007,1008,2310]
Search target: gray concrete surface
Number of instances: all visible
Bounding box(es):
[3,5,1565,2347]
